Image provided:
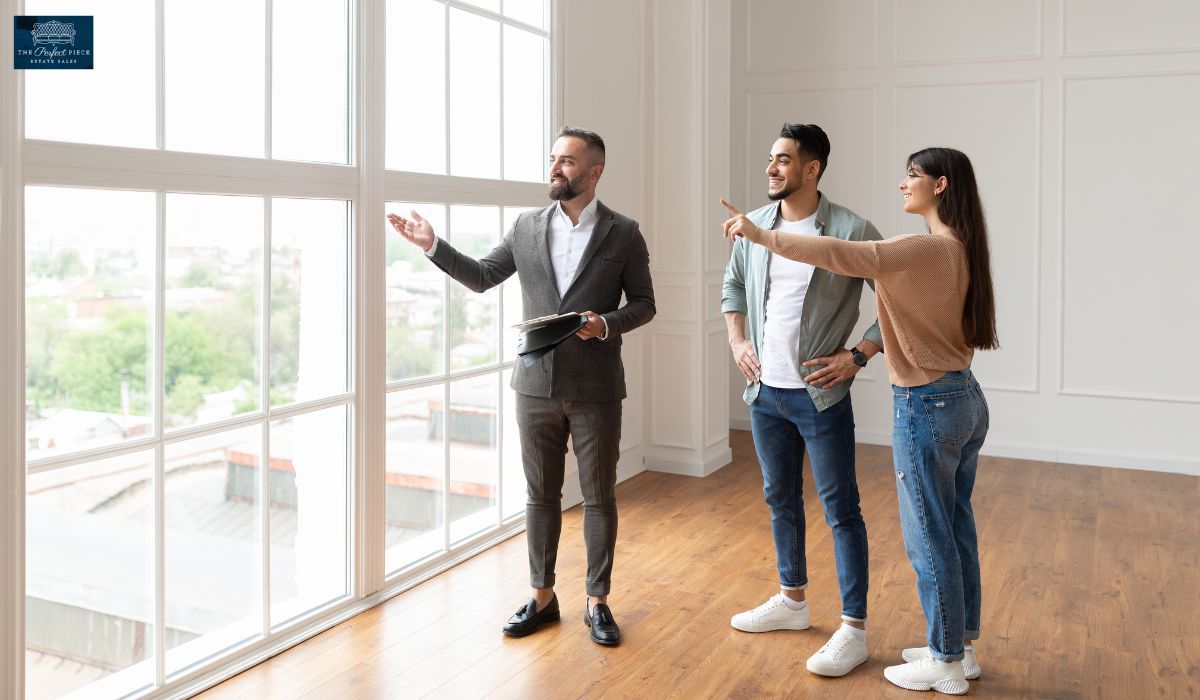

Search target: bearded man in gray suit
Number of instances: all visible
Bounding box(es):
[388,127,655,646]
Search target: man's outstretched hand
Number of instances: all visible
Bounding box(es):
[387,210,437,252]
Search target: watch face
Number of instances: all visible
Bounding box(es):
[852,351,867,367]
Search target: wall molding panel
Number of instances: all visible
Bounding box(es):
[1059,0,1200,59]
[643,0,734,478]
[744,0,877,74]
[891,0,1044,67]
[1057,70,1200,406]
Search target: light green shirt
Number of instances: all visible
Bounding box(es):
[721,194,883,411]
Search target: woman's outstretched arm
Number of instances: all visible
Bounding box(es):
[720,198,928,279]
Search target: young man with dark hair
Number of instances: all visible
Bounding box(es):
[721,123,883,676]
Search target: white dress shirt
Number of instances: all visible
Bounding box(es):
[549,197,609,338]
[547,196,598,295]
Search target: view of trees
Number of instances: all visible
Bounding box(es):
[25,252,302,426]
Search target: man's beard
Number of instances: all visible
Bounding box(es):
[767,183,797,201]
[548,174,585,201]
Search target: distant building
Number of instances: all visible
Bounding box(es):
[26,408,151,454]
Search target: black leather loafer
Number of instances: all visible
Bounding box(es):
[502,594,560,637]
[584,601,621,646]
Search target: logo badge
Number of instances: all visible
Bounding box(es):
[14,16,93,69]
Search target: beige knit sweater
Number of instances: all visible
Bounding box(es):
[749,228,973,387]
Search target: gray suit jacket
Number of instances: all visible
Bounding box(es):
[428,200,655,401]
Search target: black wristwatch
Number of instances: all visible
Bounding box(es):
[848,346,868,367]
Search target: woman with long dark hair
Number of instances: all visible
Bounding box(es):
[722,146,997,695]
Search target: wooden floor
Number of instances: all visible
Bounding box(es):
[201,430,1200,699]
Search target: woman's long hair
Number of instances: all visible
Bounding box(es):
[907,147,999,350]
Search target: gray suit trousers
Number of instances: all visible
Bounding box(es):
[517,393,622,597]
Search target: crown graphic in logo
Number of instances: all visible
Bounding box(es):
[31,19,76,46]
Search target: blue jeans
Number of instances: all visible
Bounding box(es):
[892,370,989,662]
[749,384,869,621]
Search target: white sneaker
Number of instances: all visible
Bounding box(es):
[901,645,981,680]
[884,656,969,695]
[730,594,810,632]
[805,625,869,677]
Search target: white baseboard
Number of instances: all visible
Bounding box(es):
[643,446,732,478]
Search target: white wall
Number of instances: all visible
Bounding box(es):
[726,0,1200,474]
[556,0,652,500]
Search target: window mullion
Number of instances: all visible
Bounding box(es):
[498,18,505,181]
[265,0,273,160]
[444,0,451,176]
[355,0,388,599]
[261,198,273,636]
[443,204,452,552]
[495,208,504,526]
[153,191,166,689]
[345,0,354,166]
[156,0,165,150]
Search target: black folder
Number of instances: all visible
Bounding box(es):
[515,313,587,367]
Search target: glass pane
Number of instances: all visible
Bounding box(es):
[449,373,498,544]
[26,452,154,699]
[24,1,155,148]
[501,368,523,520]
[165,194,263,430]
[386,202,446,381]
[504,0,547,30]
[273,0,350,163]
[270,405,350,629]
[25,187,155,462]
[385,385,445,574]
[448,206,499,371]
[385,0,446,174]
[449,9,500,178]
[503,27,547,182]
[270,199,350,407]
[165,425,262,675]
[502,207,537,362]
[165,0,265,157]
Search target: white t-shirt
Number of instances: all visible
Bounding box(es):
[759,213,820,389]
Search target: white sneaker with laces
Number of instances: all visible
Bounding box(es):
[729,594,810,632]
[805,625,869,677]
[901,645,981,680]
[884,656,969,695]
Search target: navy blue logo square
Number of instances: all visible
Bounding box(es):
[14,16,94,69]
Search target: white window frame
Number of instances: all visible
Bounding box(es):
[0,0,561,696]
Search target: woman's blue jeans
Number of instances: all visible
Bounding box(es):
[892,369,989,662]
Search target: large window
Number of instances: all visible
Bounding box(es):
[383,204,542,577]
[25,190,353,696]
[386,0,548,180]
[25,0,351,163]
[15,0,551,698]
[381,0,550,581]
